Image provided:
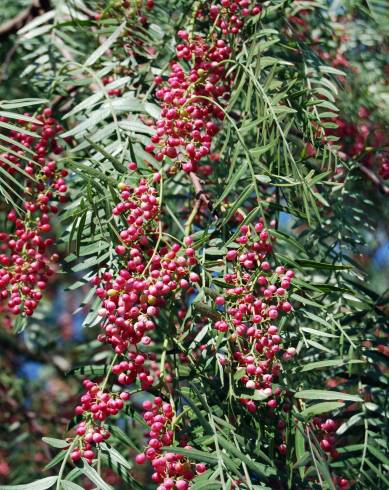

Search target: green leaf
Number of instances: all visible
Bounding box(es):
[161,447,218,465]
[43,449,66,471]
[0,477,58,490]
[306,339,335,354]
[0,98,47,109]
[144,102,161,119]
[336,413,363,435]
[221,183,254,226]
[179,390,213,435]
[42,437,69,448]
[213,162,248,208]
[302,311,332,330]
[61,482,84,490]
[300,326,338,339]
[68,364,107,377]
[101,443,133,471]
[295,259,352,270]
[298,359,364,372]
[301,402,345,418]
[295,422,306,479]
[190,481,223,490]
[367,445,389,467]
[0,112,41,125]
[82,462,113,490]
[319,65,346,77]
[0,121,39,138]
[99,453,142,490]
[295,390,362,402]
[291,293,323,308]
[107,425,140,452]
[85,137,127,173]
[216,435,274,479]
[85,22,126,66]
[365,459,389,487]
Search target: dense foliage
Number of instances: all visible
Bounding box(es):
[0,1,388,489]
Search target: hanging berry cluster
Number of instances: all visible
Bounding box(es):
[204,219,296,413]
[148,1,262,174]
[69,178,201,468]
[0,108,67,325]
[312,417,350,489]
[136,398,207,490]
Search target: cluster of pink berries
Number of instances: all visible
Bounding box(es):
[312,416,340,459]
[0,108,67,323]
[94,237,198,355]
[207,1,262,35]
[112,178,159,250]
[0,213,58,318]
[326,109,389,180]
[102,76,123,98]
[311,417,350,489]
[71,360,166,462]
[136,398,206,490]
[112,353,159,388]
[71,380,128,463]
[69,179,200,475]
[210,219,295,413]
[147,1,262,173]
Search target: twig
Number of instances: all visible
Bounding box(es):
[0,0,51,41]
[184,199,200,236]
[189,171,208,205]
[193,302,221,321]
[1,43,18,81]
[75,3,96,19]
[359,164,389,195]
[189,171,218,218]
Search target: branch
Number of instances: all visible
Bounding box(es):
[0,0,51,41]
[359,164,389,195]
[0,330,70,378]
[0,42,18,82]
[193,302,221,321]
[189,171,218,218]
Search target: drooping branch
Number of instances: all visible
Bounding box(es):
[359,164,389,195]
[189,171,209,206]
[189,171,218,217]
[0,0,51,41]
[184,171,219,234]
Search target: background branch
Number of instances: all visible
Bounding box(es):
[360,164,389,195]
[0,0,51,41]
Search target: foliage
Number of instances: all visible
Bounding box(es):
[0,1,388,489]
